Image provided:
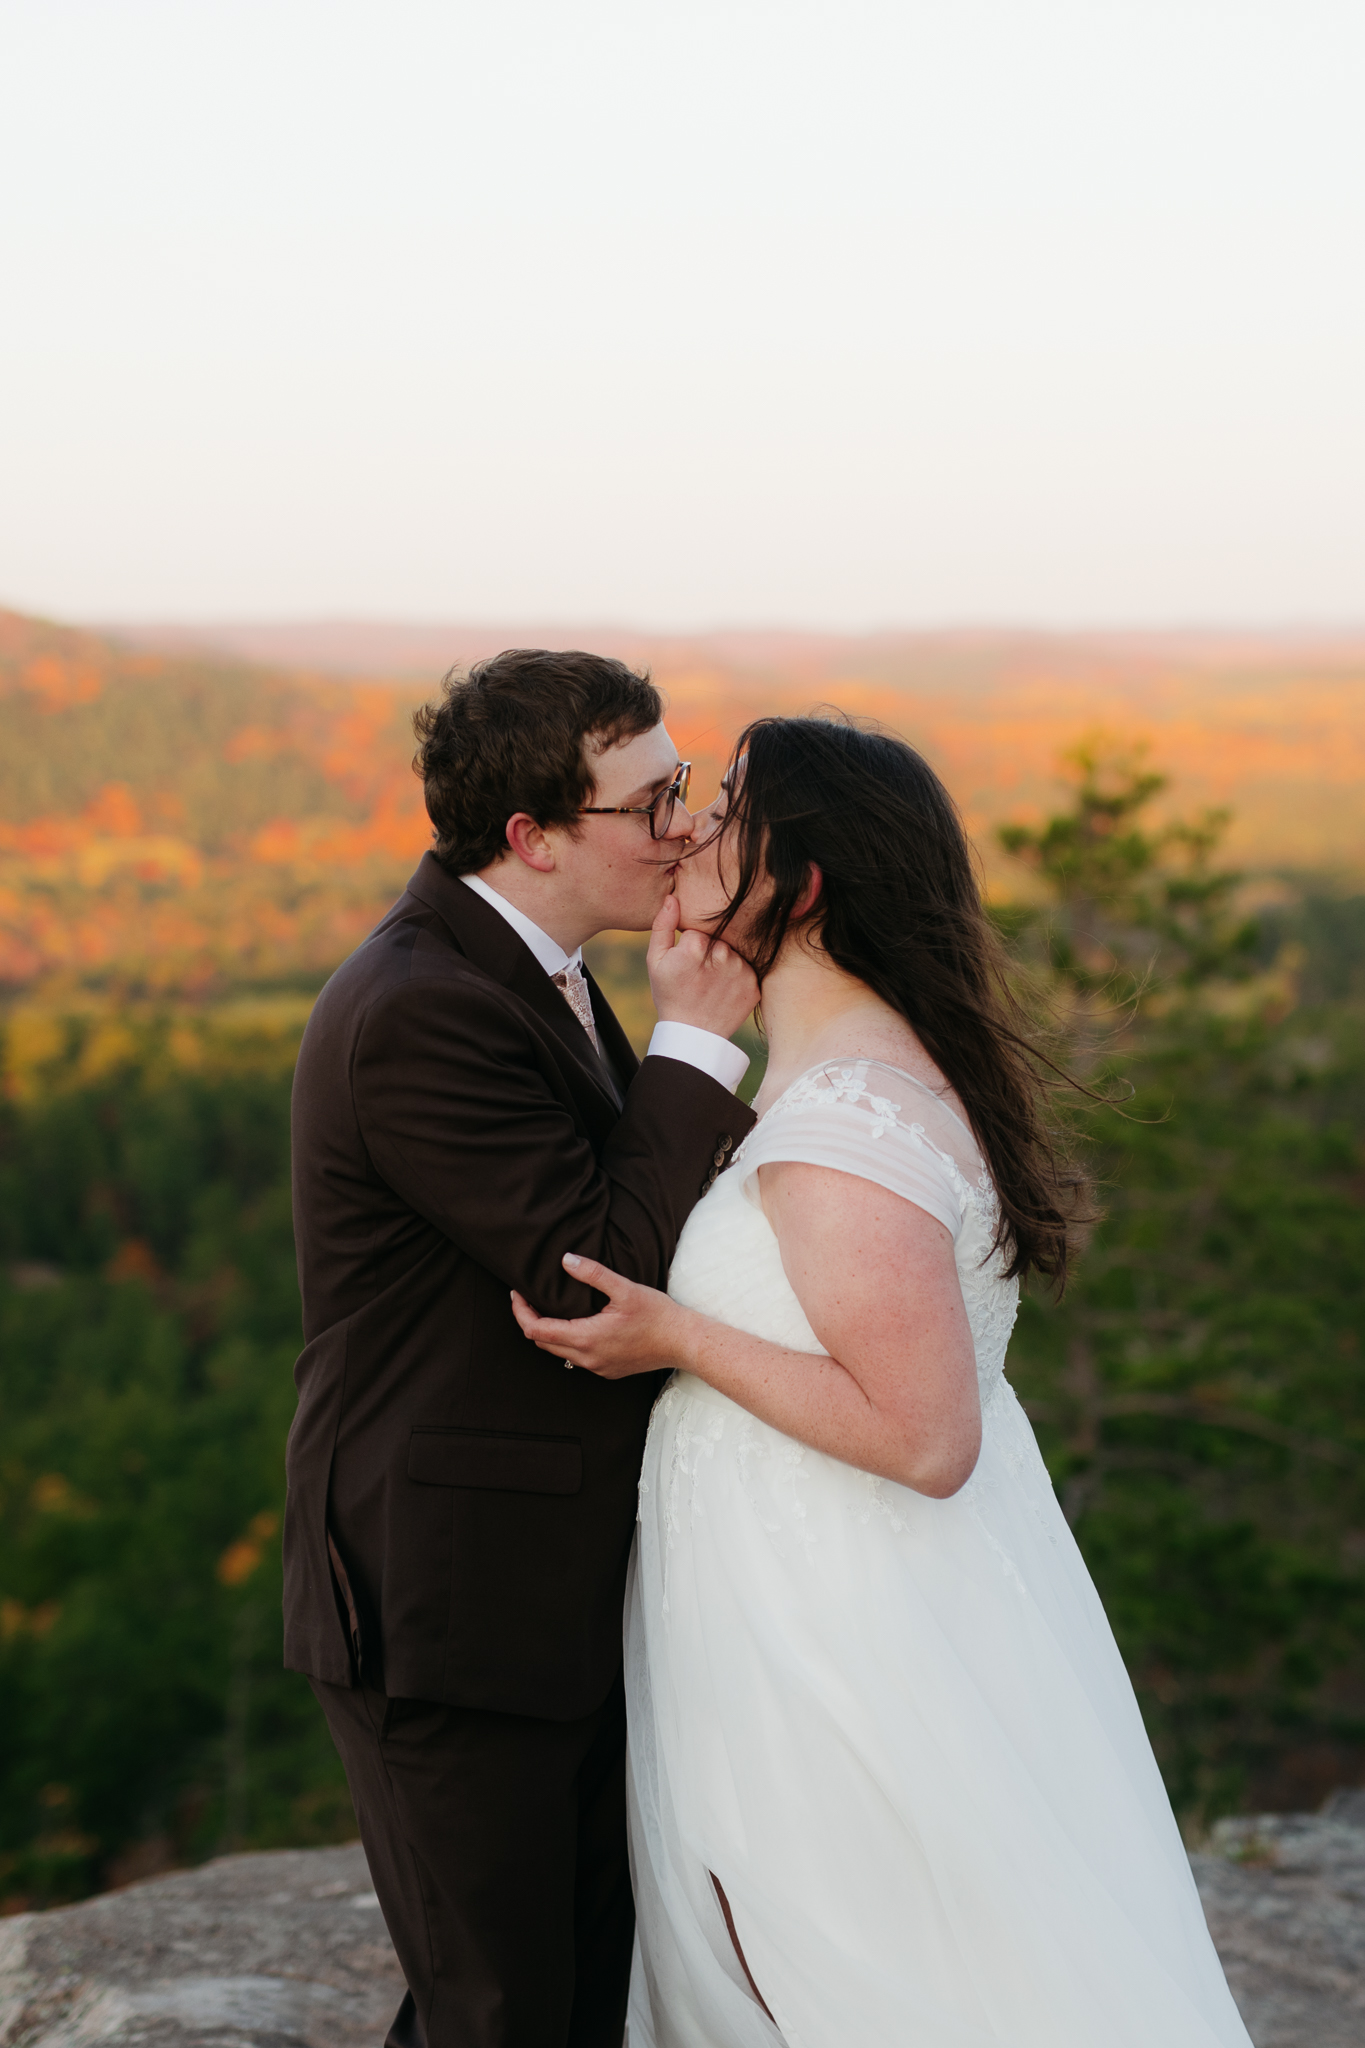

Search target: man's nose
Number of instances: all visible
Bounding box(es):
[662,801,697,844]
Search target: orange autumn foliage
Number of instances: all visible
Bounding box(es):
[216,1510,281,1587]
[19,655,103,712]
[2,607,1363,999]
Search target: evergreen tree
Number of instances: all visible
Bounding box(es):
[1000,744,1365,1821]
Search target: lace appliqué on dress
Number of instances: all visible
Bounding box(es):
[644,1381,818,1592]
[732,1060,995,1212]
[645,1381,728,1614]
[735,1412,814,1558]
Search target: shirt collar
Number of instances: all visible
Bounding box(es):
[458,872,583,978]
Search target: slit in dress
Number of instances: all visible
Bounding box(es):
[710,1872,774,2023]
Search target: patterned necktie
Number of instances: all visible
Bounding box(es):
[552,961,602,1058]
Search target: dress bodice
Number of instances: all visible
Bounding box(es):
[667,1058,1020,1415]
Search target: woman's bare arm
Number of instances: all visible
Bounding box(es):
[511,1162,981,1499]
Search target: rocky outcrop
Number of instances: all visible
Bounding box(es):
[1189,1795,1365,2048]
[0,1844,399,2048]
[1,1805,1363,2046]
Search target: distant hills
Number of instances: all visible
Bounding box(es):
[116,615,1365,873]
[0,610,426,996]
[3,606,1363,1000]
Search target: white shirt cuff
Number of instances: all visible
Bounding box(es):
[646,1021,751,1094]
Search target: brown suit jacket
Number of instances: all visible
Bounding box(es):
[283,853,755,1719]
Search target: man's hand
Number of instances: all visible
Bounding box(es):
[646,895,758,1041]
[511,1254,698,1379]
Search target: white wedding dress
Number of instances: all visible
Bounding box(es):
[624,1060,1251,2048]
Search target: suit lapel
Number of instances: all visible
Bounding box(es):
[403,855,629,1120]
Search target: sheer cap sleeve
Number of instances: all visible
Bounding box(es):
[734,1059,989,1242]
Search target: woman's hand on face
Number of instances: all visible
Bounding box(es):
[510,1254,695,1379]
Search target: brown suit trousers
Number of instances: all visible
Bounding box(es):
[312,1674,633,2048]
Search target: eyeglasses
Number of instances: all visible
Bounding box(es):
[577,762,692,841]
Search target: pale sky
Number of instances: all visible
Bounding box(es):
[2,0,1363,630]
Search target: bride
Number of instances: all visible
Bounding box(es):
[513,715,1252,2048]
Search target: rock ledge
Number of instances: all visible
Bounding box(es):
[0,1843,399,2048]
[1189,1795,1365,2048]
[2,1805,1364,2046]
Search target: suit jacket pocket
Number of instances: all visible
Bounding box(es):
[407,1426,582,1496]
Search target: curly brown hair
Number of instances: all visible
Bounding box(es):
[412,649,662,875]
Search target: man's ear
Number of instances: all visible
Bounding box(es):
[793,863,823,920]
[505,813,557,873]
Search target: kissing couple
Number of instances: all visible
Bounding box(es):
[283,651,1250,2047]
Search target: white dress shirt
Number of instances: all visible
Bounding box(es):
[459,873,750,1093]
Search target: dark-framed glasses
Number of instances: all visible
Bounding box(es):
[578,761,692,841]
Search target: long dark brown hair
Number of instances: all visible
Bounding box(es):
[705,714,1086,1289]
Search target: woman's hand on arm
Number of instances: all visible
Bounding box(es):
[511,1165,982,1499]
[510,1257,702,1378]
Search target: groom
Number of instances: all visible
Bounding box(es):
[283,649,757,2048]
